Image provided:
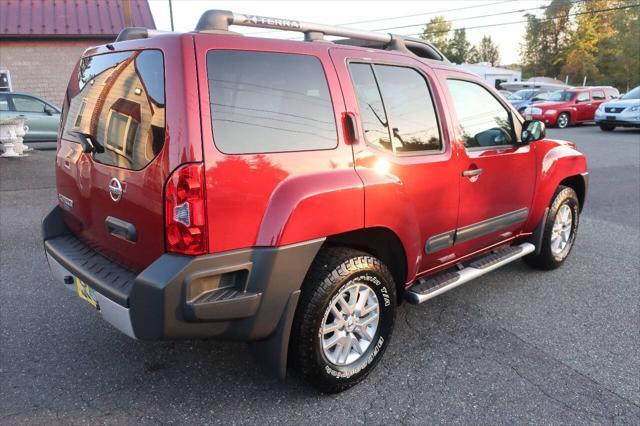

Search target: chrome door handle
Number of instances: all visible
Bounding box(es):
[462,168,483,177]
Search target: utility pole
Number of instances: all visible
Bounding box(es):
[122,0,133,27]
[169,0,175,31]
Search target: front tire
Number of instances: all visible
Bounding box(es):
[289,247,396,393]
[599,123,616,131]
[556,112,570,128]
[525,186,580,270]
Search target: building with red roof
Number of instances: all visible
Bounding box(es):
[0,0,155,105]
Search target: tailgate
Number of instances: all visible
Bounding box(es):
[55,49,169,272]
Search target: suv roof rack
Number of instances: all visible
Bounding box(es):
[194,9,447,61]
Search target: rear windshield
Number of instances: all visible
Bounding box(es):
[62,50,165,170]
[207,50,337,154]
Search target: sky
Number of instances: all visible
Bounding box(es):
[148,0,550,65]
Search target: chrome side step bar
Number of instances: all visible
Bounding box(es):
[405,243,535,304]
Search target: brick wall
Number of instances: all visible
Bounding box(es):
[0,39,108,107]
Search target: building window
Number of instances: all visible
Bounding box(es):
[74,99,87,128]
[106,110,138,156]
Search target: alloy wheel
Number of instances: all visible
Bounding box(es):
[550,204,573,255]
[321,282,380,366]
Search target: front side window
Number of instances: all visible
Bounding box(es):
[62,49,165,170]
[576,92,589,102]
[12,95,46,113]
[207,51,337,154]
[548,91,576,102]
[447,79,515,149]
[349,63,442,154]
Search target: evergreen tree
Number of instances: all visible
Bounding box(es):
[420,16,452,56]
[473,35,501,66]
[448,29,471,63]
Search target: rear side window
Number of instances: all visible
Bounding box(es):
[207,51,337,154]
[0,94,8,111]
[62,50,166,170]
[592,90,605,100]
[349,63,442,154]
[375,66,441,153]
[349,63,392,151]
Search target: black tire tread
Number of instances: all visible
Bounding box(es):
[289,246,396,393]
[525,185,579,270]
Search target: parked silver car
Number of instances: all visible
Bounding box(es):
[0,92,61,141]
[595,86,640,131]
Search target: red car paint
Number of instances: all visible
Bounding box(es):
[56,32,587,286]
[526,87,618,127]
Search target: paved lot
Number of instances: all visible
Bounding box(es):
[1,126,639,424]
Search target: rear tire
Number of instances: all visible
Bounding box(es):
[525,186,580,270]
[556,112,570,128]
[289,247,396,393]
[599,124,616,131]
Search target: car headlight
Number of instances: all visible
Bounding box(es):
[597,104,605,112]
[544,109,557,115]
[530,107,542,115]
[627,105,639,112]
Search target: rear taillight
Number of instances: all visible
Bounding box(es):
[164,163,208,255]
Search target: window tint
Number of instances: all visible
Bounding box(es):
[592,90,605,100]
[349,63,441,153]
[12,95,46,113]
[576,92,589,102]
[349,63,392,151]
[62,50,166,170]
[374,65,441,152]
[207,51,336,154]
[447,79,514,149]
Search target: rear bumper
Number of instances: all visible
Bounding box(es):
[42,206,323,341]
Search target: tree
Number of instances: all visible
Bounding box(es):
[420,16,452,56]
[560,0,616,85]
[448,29,471,63]
[471,35,501,66]
[520,0,574,78]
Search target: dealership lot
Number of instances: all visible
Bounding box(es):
[1,126,639,424]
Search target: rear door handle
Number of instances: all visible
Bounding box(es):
[105,216,137,242]
[462,168,483,177]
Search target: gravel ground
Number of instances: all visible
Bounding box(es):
[1,125,639,424]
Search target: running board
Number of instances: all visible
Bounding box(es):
[405,243,535,304]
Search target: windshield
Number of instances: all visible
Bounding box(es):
[508,90,536,101]
[547,91,576,102]
[532,92,550,100]
[621,87,640,100]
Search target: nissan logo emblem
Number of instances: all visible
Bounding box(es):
[108,177,123,202]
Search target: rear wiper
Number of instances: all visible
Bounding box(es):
[71,130,104,153]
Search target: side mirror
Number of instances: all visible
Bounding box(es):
[44,106,54,115]
[521,120,546,143]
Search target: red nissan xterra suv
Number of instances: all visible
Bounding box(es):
[42,11,588,393]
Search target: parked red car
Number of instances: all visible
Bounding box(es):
[42,10,588,392]
[523,86,619,128]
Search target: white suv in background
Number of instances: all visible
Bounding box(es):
[595,86,640,131]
